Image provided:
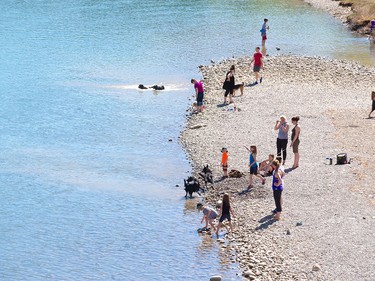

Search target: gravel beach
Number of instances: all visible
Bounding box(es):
[303,0,352,23]
[181,55,375,280]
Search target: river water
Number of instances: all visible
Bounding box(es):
[0,0,373,280]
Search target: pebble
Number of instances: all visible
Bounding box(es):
[312,264,321,271]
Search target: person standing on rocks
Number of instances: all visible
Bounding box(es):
[223,65,236,104]
[250,47,264,85]
[244,145,266,189]
[216,193,235,236]
[191,78,204,113]
[369,91,375,118]
[290,116,301,168]
[271,159,285,221]
[221,147,229,178]
[274,115,289,165]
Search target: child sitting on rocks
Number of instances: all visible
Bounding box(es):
[259,154,275,176]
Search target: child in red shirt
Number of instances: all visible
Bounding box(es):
[250,47,264,85]
[221,147,228,178]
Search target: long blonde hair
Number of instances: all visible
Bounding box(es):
[272,159,280,174]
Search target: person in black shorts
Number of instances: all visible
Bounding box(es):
[223,65,236,104]
[215,193,235,236]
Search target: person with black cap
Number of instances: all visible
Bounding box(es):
[197,203,218,231]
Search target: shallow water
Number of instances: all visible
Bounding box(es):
[0,0,373,280]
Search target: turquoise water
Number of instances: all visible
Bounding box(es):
[0,1,373,280]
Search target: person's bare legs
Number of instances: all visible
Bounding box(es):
[229,92,233,103]
[255,174,265,185]
[274,212,281,220]
[228,221,234,232]
[262,45,267,56]
[209,219,216,232]
[254,71,260,83]
[248,174,253,189]
[215,222,222,235]
[293,152,300,168]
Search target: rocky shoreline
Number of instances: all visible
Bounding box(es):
[181,55,375,280]
[304,0,374,35]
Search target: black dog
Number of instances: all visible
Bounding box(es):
[138,84,165,90]
[184,176,203,198]
[151,85,165,90]
[199,165,213,188]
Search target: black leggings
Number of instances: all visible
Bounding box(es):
[224,88,233,97]
[273,189,282,212]
[276,138,288,161]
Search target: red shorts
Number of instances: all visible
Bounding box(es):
[262,35,267,40]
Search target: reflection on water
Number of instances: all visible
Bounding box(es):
[183,197,201,215]
[370,42,375,65]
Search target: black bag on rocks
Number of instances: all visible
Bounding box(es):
[336,153,348,165]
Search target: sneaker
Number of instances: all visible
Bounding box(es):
[260,77,263,83]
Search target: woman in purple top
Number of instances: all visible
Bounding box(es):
[271,159,285,221]
[191,78,204,112]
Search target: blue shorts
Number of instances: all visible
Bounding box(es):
[197,92,204,106]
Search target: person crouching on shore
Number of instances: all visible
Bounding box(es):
[197,203,217,231]
[216,193,235,236]
[271,160,285,221]
[191,78,204,113]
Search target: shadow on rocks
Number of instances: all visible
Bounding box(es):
[255,214,276,230]
[214,176,227,184]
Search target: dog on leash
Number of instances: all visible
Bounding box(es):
[184,176,204,198]
[199,165,213,188]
